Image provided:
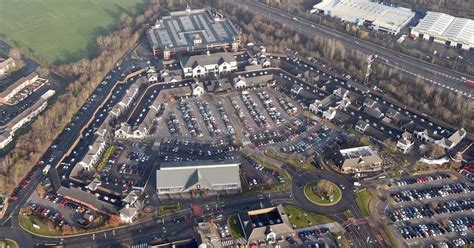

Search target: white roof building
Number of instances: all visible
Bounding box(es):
[311,0,414,35]
[411,11,474,50]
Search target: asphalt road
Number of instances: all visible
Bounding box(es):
[236,0,474,98]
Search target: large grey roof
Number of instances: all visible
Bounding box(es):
[147,8,239,51]
[413,11,474,47]
[156,160,240,191]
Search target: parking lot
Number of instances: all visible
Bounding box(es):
[155,88,304,145]
[158,138,237,162]
[383,172,474,246]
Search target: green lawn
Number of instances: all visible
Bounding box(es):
[283,205,335,229]
[228,215,245,239]
[343,209,353,219]
[355,189,373,217]
[304,180,342,206]
[19,215,62,236]
[264,150,315,171]
[0,0,144,64]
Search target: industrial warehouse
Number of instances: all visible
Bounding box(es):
[310,0,415,35]
[411,11,474,50]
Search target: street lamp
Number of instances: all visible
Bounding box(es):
[453,55,462,71]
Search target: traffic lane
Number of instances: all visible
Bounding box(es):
[37,222,190,248]
[239,0,473,94]
[0,227,35,248]
[32,196,270,247]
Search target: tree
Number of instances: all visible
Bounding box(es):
[8,47,25,69]
[108,215,122,227]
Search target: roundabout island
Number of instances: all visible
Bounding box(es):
[303,180,342,206]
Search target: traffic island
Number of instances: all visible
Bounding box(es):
[304,180,342,206]
[0,239,19,248]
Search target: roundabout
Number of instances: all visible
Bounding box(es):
[303,180,342,206]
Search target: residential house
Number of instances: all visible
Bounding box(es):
[355,120,369,134]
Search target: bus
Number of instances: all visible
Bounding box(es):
[464,81,474,87]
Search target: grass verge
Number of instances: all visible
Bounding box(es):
[284,204,335,229]
[158,203,180,216]
[355,189,373,217]
[264,150,315,171]
[343,209,353,219]
[19,215,63,236]
[228,215,244,239]
[97,146,116,172]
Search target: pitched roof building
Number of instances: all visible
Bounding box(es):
[156,160,241,195]
[180,52,237,78]
[335,146,383,174]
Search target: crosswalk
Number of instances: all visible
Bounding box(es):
[131,243,148,248]
[221,239,235,247]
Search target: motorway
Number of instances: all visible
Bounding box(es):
[235,0,474,99]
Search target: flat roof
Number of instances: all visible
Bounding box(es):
[248,207,283,228]
[412,11,474,47]
[147,8,239,51]
[340,146,375,159]
[312,0,414,32]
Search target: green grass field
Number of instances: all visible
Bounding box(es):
[284,205,335,229]
[355,189,373,217]
[0,0,144,64]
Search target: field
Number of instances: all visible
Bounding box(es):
[0,0,144,64]
[355,189,373,217]
[284,205,335,229]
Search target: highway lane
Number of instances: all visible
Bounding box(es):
[236,0,474,98]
